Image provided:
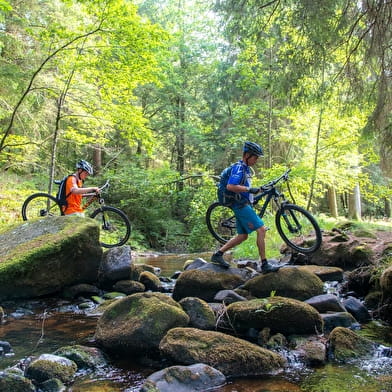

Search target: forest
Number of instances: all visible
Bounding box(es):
[0,0,391,252]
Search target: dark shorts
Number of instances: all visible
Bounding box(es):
[233,204,264,234]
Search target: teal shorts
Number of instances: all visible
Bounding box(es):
[233,204,264,234]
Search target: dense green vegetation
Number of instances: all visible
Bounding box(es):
[1,0,391,252]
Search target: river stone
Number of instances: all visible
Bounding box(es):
[0,370,36,392]
[53,345,107,369]
[328,326,376,362]
[179,297,216,330]
[94,292,189,355]
[159,327,286,377]
[0,216,102,300]
[172,269,244,302]
[225,296,323,335]
[140,363,226,392]
[305,294,347,313]
[243,266,324,301]
[25,353,77,384]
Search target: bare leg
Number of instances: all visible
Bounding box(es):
[256,226,267,260]
[219,233,248,253]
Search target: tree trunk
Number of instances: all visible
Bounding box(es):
[93,145,102,174]
[348,184,362,220]
[385,197,391,218]
[327,186,338,218]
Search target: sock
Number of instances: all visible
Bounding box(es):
[215,250,224,256]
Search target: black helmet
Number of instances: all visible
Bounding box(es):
[76,159,93,175]
[243,141,263,157]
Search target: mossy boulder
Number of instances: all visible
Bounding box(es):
[172,270,244,302]
[25,353,77,384]
[53,345,107,370]
[226,296,323,335]
[159,327,286,377]
[0,216,102,300]
[328,326,376,362]
[380,265,392,298]
[0,370,35,392]
[94,292,189,356]
[243,267,324,301]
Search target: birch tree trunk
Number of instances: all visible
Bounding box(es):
[348,184,362,220]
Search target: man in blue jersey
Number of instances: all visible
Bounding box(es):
[211,141,280,273]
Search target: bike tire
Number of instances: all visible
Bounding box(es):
[22,193,63,221]
[206,202,237,244]
[275,203,322,254]
[90,205,131,248]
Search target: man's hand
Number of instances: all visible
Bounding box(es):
[248,187,260,194]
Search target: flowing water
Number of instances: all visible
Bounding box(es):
[1,253,392,392]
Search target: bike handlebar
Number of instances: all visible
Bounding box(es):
[260,168,291,190]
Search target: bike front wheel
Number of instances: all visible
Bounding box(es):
[22,193,63,221]
[206,202,236,244]
[90,206,131,248]
[275,203,322,254]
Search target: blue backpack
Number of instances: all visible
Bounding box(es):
[217,163,246,206]
[56,174,75,208]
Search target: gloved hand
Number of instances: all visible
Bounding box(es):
[248,187,260,194]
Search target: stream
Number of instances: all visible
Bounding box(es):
[1,253,392,392]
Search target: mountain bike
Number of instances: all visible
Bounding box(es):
[21,180,131,248]
[206,169,322,254]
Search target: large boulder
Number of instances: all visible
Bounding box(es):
[172,270,244,302]
[0,216,102,300]
[226,296,323,335]
[94,292,189,356]
[159,327,286,377]
[243,267,324,301]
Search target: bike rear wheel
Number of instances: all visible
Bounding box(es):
[90,205,131,248]
[22,193,63,221]
[206,202,236,244]
[275,203,322,254]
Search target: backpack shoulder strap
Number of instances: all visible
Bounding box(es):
[65,174,77,199]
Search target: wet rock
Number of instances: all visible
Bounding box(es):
[243,267,324,301]
[61,283,100,300]
[0,216,102,301]
[172,270,244,302]
[98,245,132,289]
[226,296,323,335]
[140,363,226,392]
[320,312,357,333]
[305,294,346,313]
[40,377,66,392]
[159,327,286,377]
[328,326,376,362]
[113,279,145,294]
[25,353,77,384]
[179,297,216,330]
[296,340,326,366]
[0,369,35,392]
[94,292,189,356]
[53,345,107,370]
[139,271,162,291]
[0,341,12,355]
[213,289,247,304]
[342,296,372,323]
[297,265,344,282]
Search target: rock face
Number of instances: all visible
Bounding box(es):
[159,327,286,377]
[0,216,102,300]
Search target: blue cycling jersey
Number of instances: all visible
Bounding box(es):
[227,160,254,206]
